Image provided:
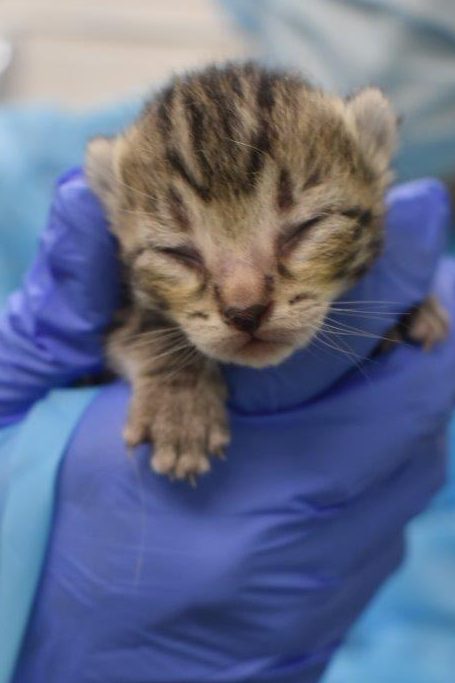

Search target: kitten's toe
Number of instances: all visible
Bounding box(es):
[151,445,179,477]
[174,451,211,482]
[207,400,230,458]
[123,397,152,448]
[208,425,230,459]
[408,296,450,350]
[123,420,148,448]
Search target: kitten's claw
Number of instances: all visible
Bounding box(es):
[208,427,230,459]
[174,452,211,481]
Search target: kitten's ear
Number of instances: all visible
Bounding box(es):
[345,88,398,171]
[86,136,118,215]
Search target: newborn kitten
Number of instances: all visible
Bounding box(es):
[86,62,448,482]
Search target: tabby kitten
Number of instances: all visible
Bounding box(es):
[86,62,448,482]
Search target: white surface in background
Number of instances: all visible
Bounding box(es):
[0,0,250,108]
[0,39,12,77]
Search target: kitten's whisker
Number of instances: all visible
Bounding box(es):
[315,329,374,382]
[115,177,159,205]
[224,137,267,156]
[332,300,401,306]
[329,333,373,382]
[131,340,191,358]
[130,340,187,354]
[159,347,200,383]
[328,309,398,319]
[323,317,399,343]
[126,325,182,337]
[306,321,371,368]
[118,208,157,218]
[126,335,185,351]
[311,330,362,364]
[321,326,392,344]
[322,319,393,342]
[310,334,371,379]
[126,327,183,344]
[322,327,388,342]
[313,329,361,360]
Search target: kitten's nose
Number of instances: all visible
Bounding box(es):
[224,303,271,334]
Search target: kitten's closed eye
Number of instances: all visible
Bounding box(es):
[279,215,324,253]
[154,245,204,268]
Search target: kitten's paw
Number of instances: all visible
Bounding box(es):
[150,398,230,483]
[407,296,450,350]
[125,368,230,483]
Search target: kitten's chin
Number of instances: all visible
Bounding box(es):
[189,328,315,368]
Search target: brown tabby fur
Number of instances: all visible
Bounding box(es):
[86,62,448,482]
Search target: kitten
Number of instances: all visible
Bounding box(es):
[86,62,448,482]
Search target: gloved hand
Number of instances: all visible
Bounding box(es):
[0,168,120,426]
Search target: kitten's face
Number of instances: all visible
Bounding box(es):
[87,63,396,367]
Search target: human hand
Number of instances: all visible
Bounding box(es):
[0,168,120,426]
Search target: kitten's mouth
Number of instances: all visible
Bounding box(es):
[193,329,311,368]
[229,332,297,367]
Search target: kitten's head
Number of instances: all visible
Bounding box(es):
[87,62,397,367]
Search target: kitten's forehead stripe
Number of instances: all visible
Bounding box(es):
[257,71,277,111]
[166,148,210,202]
[277,168,295,210]
[302,168,322,191]
[225,66,244,98]
[183,90,205,146]
[167,185,191,231]
[157,84,175,140]
[246,125,270,189]
[183,89,212,187]
[200,68,236,139]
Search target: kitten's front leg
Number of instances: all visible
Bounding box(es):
[123,354,230,483]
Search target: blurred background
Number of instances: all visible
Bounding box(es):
[0,0,248,106]
[0,1,454,682]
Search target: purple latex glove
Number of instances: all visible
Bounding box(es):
[0,168,120,426]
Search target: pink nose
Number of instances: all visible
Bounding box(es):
[223,303,271,334]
